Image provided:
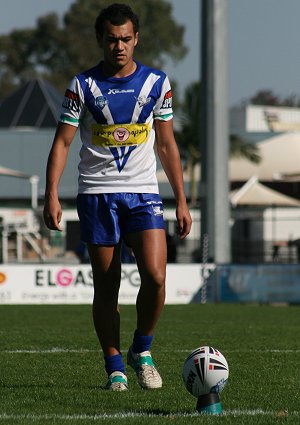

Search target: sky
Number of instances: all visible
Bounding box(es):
[0,0,300,106]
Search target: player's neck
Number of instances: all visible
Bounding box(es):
[101,60,137,78]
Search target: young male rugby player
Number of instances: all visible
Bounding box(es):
[43,3,192,391]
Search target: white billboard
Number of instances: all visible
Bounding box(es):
[0,264,215,305]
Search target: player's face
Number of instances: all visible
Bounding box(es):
[99,20,138,74]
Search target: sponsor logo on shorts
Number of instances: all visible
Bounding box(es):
[152,205,164,216]
[146,200,162,205]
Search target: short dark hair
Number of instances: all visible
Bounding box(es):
[95,3,139,38]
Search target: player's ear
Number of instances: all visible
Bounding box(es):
[96,33,103,48]
[134,32,139,47]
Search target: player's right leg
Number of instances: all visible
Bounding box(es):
[77,194,127,390]
[88,243,128,391]
[88,243,122,357]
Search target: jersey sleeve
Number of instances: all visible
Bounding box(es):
[153,75,173,121]
[59,77,85,127]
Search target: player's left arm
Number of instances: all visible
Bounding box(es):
[155,119,192,239]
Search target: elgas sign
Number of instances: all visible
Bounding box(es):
[34,267,141,288]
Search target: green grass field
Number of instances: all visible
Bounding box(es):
[0,303,299,424]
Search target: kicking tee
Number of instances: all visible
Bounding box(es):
[59,61,173,194]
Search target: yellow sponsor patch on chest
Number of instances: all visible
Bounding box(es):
[92,123,150,147]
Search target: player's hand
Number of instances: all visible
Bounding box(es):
[43,195,62,231]
[176,202,192,240]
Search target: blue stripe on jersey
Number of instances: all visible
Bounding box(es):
[104,90,139,124]
[109,146,137,172]
[77,69,107,124]
[136,81,163,123]
[76,62,167,125]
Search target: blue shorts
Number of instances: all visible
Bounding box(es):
[76,193,165,245]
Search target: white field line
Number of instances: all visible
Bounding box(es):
[0,348,95,354]
[1,348,300,354]
[0,410,299,421]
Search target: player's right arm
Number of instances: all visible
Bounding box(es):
[43,122,77,231]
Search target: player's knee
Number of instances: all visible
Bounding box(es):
[143,269,166,290]
[92,263,121,280]
[92,269,121,294]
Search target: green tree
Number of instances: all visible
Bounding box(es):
[175,81,201,206]
[249,89,300,107]
[0,28,36,94]
[176,81,261,205]
[250,89,281,106]
[0,0,187,99]
[229,134,261,163]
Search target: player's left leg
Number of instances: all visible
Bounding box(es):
[125,228,167,389]
[126,229,167,334]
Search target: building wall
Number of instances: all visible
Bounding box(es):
[230,104,300,134]
[0,129,81,200]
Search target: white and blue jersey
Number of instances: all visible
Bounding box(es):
[60,61,173,194]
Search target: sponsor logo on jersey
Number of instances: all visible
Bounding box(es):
[92,123,150,172]
[113,127,130,143]
[91,123,150,147]
[162,90,172,109]
[62,89,80,112]
[135,95,151,107]
[95,95,108,109]
[107,88,135,95]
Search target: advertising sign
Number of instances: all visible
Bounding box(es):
[0,264,215,305]
[217,264,300,303]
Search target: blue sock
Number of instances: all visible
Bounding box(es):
[104,353,125,376]
[132,329,153,353]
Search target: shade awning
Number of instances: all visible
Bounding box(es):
[230,132,300,181]
[230,176,300,207]
[0,165,39,208]
[0,165,32,179]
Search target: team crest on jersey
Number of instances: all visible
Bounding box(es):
[95,96,108,109]
[135,95,151,107]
